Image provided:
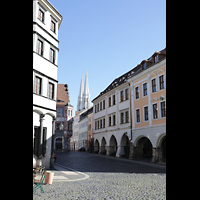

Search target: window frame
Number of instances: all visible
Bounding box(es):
[143,82,147,97]
[135,86,139,100]
[136,108,140,123]
[49,48,55,64]
[35,76,42,95]
[48,82,54,100]
[143,106,148,121]
[152,103,158,119]
[152,78,157,93]
[160,101,166,118]
[38,8,45,23]
[37,39,43,56]
[159,74,165,90]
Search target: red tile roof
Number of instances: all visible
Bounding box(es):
[56,84,69,106]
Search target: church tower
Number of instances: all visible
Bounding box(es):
[82,71,91,110]
[77,71,91,111]
[77,75,84,111]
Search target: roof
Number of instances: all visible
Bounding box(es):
[56,84,69,106]
[79,107,93,121]
[92,47,166,102]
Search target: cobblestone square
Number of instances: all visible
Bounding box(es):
[33,152,166,199]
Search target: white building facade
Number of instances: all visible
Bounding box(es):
[33,0,62,168]
[92,78,132,158]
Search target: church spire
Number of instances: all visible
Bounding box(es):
[77,72,91,112]
[77,75,84,111]
[82,71,91,110]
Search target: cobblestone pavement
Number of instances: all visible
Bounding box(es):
[33,151,166,199]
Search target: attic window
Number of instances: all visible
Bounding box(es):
[154,54,159,63]
[142,62,146,70]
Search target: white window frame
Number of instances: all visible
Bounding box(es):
[135,108,141,124]
[152,102,158,120]
[143,105,149,122]
[135,85,140,100]
[142,82,148,97]
[158,74,165,91]
[160,100,166,118]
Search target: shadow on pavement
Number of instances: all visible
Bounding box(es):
[55,151,166,174]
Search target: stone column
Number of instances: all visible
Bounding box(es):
[129,142,134,159]
[50,117,56,169]
[116,146,122,157]
[151,148,159,162]
[38,114,45,159]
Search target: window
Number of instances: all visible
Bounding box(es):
[113,95,115,105]
[109,116,112,126]
[125,111,129,123]
[48,82,54,99]
[144,106,148,121]
[38,9,44,22]
[113,115,116,125]
[143,83,147,96]
[136,109,140,123]
[95,105,97,113]
[142,62,146,70]
[103,100,105,109]
[154,54,159,63]
[57,108,63,117]
[159,75,165,90]
[161,101,166,117]
[103,118,105,128]
[121,112,124,124]
[50,20,56,33]
[49,48,55,64]
[100,119,102,129]
[37,39,43,56]
[153,103,158,119]
[108,97,111,107]
[100,102,102,110]
[98,121,99,129]
[125,89,129,100]
[152,78,156,93]
[35,76,41,95]
[121,91,124,102]
[95,121,97,130]
[97,103,99,112]
[135,87,139,99]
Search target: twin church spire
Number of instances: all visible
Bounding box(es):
[77,71,91,111]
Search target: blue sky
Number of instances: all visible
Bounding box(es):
[50,0,166,115]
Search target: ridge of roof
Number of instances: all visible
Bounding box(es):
[92,47,166,102]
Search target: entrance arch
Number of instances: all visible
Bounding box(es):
[108,135,118,156]
[120,134,130,158]
[135,136,153,159]
[94,139,100,153]
[55,137,63,150]
[157,134,166,162]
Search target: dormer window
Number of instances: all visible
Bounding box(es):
[154,54,159,63]
[142,62,146,70]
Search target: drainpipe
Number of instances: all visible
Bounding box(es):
[129,83,132,142]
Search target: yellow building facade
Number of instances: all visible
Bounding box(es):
[128,48,166,162]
